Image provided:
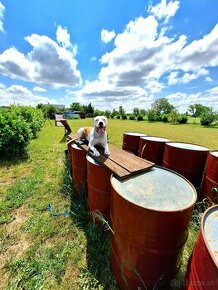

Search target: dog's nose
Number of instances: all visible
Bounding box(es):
[99,121,103,126]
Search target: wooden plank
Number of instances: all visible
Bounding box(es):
[78,143,153,180]
[60,119,72,134]
[108,147,154,173]
[79,144,129,179]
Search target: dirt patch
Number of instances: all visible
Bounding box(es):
[0,205,31,289]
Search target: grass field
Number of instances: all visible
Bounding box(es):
[0,119,217,289]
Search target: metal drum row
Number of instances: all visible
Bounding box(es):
[122,132,218,202]
[68,142,195,289]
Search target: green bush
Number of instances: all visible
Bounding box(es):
[0,110,32,158]
[10,106,44,138]
[121,114,127,120]
[129,115,136,120]
[162,114,169,123]
[178,114,188,124]
[200,113,216,126]
[0,106,44,158]
[137,115,144,121]
[147,109,157,122]
[116,115,120,119]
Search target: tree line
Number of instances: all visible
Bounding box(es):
[36,98,218,127]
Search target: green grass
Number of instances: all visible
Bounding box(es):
[0,119,217,289]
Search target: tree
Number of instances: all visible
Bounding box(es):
[188,103,212,117]
[70,102,82,111]
[86,103,94,115]
[151,98,175,115]
[133,108,140,117]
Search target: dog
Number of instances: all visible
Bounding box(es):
[77,116,110,157]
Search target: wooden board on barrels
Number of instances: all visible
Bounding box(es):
[68,133,154,180]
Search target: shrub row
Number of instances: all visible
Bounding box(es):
[0,106,44,158]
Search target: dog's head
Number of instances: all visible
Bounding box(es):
[93,116,108,137]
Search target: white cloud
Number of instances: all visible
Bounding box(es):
[0,1,5,33]
[72,1,218,112]
[205,76,212,82]
[0,27,82,88]
[101,29,116,43]
[0,84,57,106]
[178,23,218,72]
[166,88,218,112]
[33,86,47,92]
[148,0,180,23]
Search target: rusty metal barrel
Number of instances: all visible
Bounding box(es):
[71,143,87,193]
[138,136,171,165]
[122,132,146,155]
[110,167,197,290]
[86,155,111,221]
[163,142,209,189]
[201,151,218,202]
[184,205,218,290]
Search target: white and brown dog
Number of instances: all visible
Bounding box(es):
[77,116,110,157]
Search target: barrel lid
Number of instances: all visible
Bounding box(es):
[111,167,196,211]
[86,155,100,166]
[203,205,218,265]
[124,132,146,137]
[211,151,218,158]
[140,136,170,142]
[167,142,209,151]
[72,143,82,150]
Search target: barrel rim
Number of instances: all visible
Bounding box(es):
[139,136,171,142]
[165,141,209,151]
[210,150,218,157]
[72,143,83,150]
[201,204,218,267]
[123,132,147,136]
[86,154,100,166]
[110,165,197,213]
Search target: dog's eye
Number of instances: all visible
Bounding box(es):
[95,118,99,122]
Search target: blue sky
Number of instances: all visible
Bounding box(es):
[0,0,218,112]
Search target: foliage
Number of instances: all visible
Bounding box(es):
[0,106,44,158]
[70,102,83,111]
[162,114,169,123]
[137,115,144,121]
[37,103,58,119]
[169,109,179,124]
[129,114,136,120]
[0,109,32,158]
[188,103,212,117]
[151,98,175,115]
[121,114,127,120]
[94,109,105,117]
[200,112,217,126]
[178,114,188,124]
[147,109,158,122]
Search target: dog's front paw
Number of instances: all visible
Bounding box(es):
[93,150,100,157]
[91,147,100,157]
[104,150,110,156]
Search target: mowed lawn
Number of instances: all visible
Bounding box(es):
[0,119,217,290]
